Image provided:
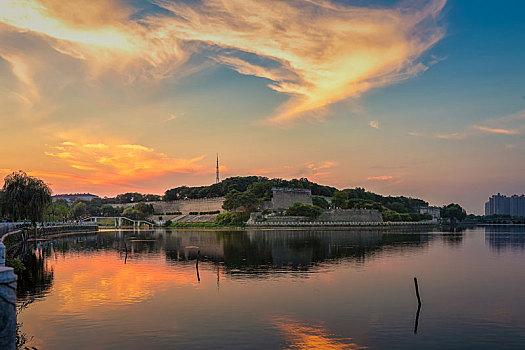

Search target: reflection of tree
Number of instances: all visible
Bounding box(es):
[16,300,37,350]
[161,230,434,276]
[16,250,54,302]
[441,234,464,246]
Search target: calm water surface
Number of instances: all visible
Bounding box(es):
[16,226,525,349]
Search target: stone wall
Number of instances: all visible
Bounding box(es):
[318,209,383,223]
[247,208,383,226]
[272,188,312,209]
[111,197,225,215]
[0,242,16,350]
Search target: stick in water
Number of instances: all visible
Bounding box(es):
[414,277,422,306]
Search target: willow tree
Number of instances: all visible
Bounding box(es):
[2,171,52,226]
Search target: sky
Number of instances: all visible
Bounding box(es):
[0,0,523,214]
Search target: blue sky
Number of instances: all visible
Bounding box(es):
[0,0,523,213]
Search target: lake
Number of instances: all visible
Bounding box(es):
[15,226,525,349]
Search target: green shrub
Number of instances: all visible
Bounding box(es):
[286,202,323,220]
[215,212,250,226]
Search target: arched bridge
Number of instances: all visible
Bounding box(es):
[82,217,155,228]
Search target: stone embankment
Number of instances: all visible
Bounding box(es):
[1,224,98,256]
[247,209,437,228]
[0,228,17,350]
[247,220,437,228]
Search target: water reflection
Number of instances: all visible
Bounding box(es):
[485,226,525,252]
[165,230,435,276]
[274,317,367,350]
[16,229,438,288]
[13,227,525,349]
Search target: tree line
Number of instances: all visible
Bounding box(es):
[0,171,155,223]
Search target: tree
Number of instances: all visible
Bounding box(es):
[312,196,329,209]
[70,202,88,219]
[133,202,154,219]
[331,191,348,209]
[2,171,52,225]
[286,202,323,220]
[44,199,69,222]
[222,190,258,212]
[122,206,139,220]
[441,203,467,222]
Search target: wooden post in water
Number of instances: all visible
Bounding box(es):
[414,277,421,306]
[413,277,422,334]
[196,250,200,282]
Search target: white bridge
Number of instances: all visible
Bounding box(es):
[82,217,155,228]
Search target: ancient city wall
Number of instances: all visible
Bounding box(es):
[318,209,383,223]
[272,188,312,209]
[247,209,383,226]
[111,197,225,215]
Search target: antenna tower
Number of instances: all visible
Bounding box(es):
[216,153,220,184]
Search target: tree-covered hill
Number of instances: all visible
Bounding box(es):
[164,176,429,213]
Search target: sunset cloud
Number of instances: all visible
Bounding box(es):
[43,141,206,189]
[367,175,393,181]
[0,0,446,124]
[472,125,520,135]
[409,109,525,140]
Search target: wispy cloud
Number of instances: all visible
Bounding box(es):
[472,125,520,135]
[435,132,466,140]
[367,175,393,181]
[409,109,525,140]
[369,120,379,129]
[0,0,447,125]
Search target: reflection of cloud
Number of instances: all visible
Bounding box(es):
[50,252,203,314]
[273,317,366,350]
[1,0,447,124]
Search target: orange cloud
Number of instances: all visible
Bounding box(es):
[0,0,447,125]
[306,161,338,172]
[369,120,379,129]
[367,175,393,181]
[472,125,520,135]
[155,0,446,124]
[42,140,206,188]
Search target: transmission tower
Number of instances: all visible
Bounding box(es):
[216,153,220,184]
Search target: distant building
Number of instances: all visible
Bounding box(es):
[510,195,525,217]
[419,206,441,220]
[271,187,312,210]
[485,193,525,217]
[52,193,99,205]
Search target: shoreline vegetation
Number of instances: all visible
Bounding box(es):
[0,172,484,250]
